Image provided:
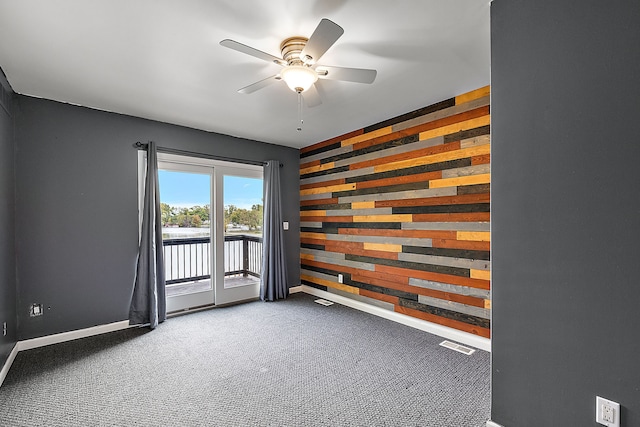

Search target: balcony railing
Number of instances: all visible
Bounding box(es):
[162,234,262,285]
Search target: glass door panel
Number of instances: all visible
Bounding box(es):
[158,162,214,312]
[214,166,263,305]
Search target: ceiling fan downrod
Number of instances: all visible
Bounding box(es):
[297,91,304,132]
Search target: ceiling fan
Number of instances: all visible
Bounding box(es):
[220,18,377,108]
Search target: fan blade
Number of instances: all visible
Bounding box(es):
[220,39,286,66]
[238,75,280,94]
[303,84,322,107]
[300,19,344,65]
[316,65,377,84]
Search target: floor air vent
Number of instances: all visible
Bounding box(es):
[314,299,334,306]
[439,340,475,355]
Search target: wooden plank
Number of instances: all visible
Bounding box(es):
[300,210,326,217]
[300,253,314,261]
[359,289,400,306]
[300,237,328,246]
[326,207,393,217]
[301,216,354,223]
[340,187,458,204]
[299,159,321,169]
[333,134,432,169]
[363,242,403,253]
[419,115,491,142]
[300,197,338,207]
[399,106,489,140]
[455,85,490,105]
[458,183,490,195]
[351,269,410,285]
[412,212,490,222]
[349,141,461,171]
[325,241,399,261]
[300,183,356,196]
[398,252,490,271]
[376,193,490,208]
[355,171,440,190]
[403,221,489,232]
[416,290,487,309]
[302,255,376,272]
[472,154,491,165]
[354,106,489,152]
[301,129,363,154]
[391,202,490,215]
[301,167,375,185]
[408,277,490,299]
[341,126,393,146]
[351,274,420,295]
[417,295,490,319]
[339,228,457,240]
[431,238,490,252]
[429,173,491,189]
[441,164,490,179]
[352,201,375,209]
[470,269,491,280]
[457,231,491,242]
[300,232,327,240]
[460,134,490,148]
[395,305,490,338]
[392,96,489,133]
[368,98,455,133]
[302,274,361,295]
[353,214,413,223]
[300,177,345,190]
[299,162,337,175]
[376,264,490,290]
[373,144,490,174]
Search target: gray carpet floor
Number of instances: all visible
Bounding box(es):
[0,293,490,426]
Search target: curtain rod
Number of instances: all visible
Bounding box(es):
[133,141,282,167]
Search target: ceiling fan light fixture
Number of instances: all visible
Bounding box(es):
[281,65,318,93]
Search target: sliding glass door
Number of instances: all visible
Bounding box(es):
[149,154,263,312]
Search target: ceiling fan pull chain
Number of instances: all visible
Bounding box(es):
[297,91,303,132]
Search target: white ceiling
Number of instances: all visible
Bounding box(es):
[0,0,490,149]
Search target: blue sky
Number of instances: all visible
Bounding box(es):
[158,171,263,209]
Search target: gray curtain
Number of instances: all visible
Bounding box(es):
[260,160,288,301]
[129,141,166,328]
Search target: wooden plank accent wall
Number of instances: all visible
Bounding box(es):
[299,86,491,338]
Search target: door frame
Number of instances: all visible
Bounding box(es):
[137,151,263,311]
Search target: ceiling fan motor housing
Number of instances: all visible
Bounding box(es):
[280,37,310,65]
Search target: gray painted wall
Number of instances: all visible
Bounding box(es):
[491,1,640,425]
[0,71,16,363]
[15,96,300,341]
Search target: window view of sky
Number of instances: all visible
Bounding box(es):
[158,170,263,209]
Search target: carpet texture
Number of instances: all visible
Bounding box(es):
[0,293,490,426]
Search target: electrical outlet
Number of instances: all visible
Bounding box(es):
[596,396,620,427]
[30,303,43,317]
[337,274,343,284]
[2,322,6,336]
[603,405,614,423]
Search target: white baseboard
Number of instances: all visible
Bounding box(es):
[17,320,131,352]
[0,320,131,389]
[288,285,303,294]
[299,285,491,352]
[487,421,504,427]
[0,344,19,388]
